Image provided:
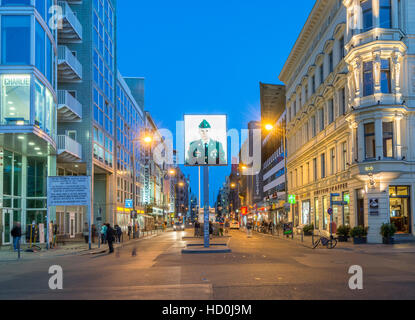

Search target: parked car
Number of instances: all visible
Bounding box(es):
[173,222,185,231]
[230,220,240,230]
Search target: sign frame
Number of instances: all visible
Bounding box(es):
[183,114,228,167]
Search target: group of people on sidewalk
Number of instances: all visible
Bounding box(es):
[194,220,231,238]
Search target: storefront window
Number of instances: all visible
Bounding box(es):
[390,186,411,234]
[1,15,31,65]
[1,75,31,125]
[302,200,310,225]
[27,156,47,198]
[314,198,319,229]
[3,149,13,196]
[322,196,328,230]
[343,192,350,226]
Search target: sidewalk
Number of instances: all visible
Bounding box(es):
[248,228,415,254]
[0,229,170,263]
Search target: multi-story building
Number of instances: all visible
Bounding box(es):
[260,83,287,224]
[144,112,170,225]
[0,0,58,245]
[115,74,146,231]
[55,0,117,238]
[280,0,415,243]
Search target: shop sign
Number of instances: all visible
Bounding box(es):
[2,75,30,87]
[288,195,296,204]
[369,198,379,216]
[241,207,248,215]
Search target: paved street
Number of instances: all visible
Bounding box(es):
[1,229,415,300]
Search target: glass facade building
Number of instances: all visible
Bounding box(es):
[0,0,58,245]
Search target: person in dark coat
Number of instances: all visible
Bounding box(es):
[115,225,122,243]
[11,222,22,252]
[209,221,213,239]
[106,223,115,254]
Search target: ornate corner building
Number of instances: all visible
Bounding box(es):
[280,0,415,243]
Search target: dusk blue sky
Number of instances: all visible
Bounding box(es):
[116,0,315,206]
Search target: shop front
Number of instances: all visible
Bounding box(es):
[389,186,411,234]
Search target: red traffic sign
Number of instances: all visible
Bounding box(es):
[328,208,333,215]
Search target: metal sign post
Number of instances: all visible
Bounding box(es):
[203,166,210,248]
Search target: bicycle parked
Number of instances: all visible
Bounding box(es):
[312,234,337,249]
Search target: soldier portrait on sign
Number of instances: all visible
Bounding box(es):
[184,115,227,166]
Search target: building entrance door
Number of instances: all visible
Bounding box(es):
[2,209,13,245]
[69,212,75,238]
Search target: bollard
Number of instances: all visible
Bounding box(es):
[301,231,304,242]
[17,238,21,260]
[312,233,314,246]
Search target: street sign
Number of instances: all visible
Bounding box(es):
[328,208,333,215]
[332,201,348,206]
[125,199,133,209]
[288,195,296,204]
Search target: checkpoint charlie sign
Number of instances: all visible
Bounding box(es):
[47,176,91,206]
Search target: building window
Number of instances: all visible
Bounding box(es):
[330,148,335,175]
[311,75,315,94]
[321,153,326,179]
[339,87,346,115]
[381,59,391,94]
[339,36,345,59]
[363,61,374,96]
[313,158,317,181]
[319,108,325,131]
[311,115,316,137]
[383,121,394,158]
[361,0,373,32]
[364,122,376,160]
[328,99,334,124]
[1,15,31,65]
[380,0,392,28]
[343,192,350,226]
[320,64,324,85]
[329,51,334,74]
[341,142,347,171]
[1,74,31,125]
[304,122,309,142]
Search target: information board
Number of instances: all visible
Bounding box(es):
[47,176,91,206]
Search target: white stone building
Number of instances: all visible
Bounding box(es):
[279,0,415,243]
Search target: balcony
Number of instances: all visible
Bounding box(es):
[57,1,82,42]
[57,90,82,122]
[57,135,82,162]
[58,46,82,82]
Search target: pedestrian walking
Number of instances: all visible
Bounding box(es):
[115,225,122,243]
[225,219,230,235]
[83,222,89,244]
[269,221,274,235]
[106,223,115,254]
[128,223,132,240]
[11,222,22,252]
[246,220,253,238]
[101,224,107,244]
[91,224,97,243]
